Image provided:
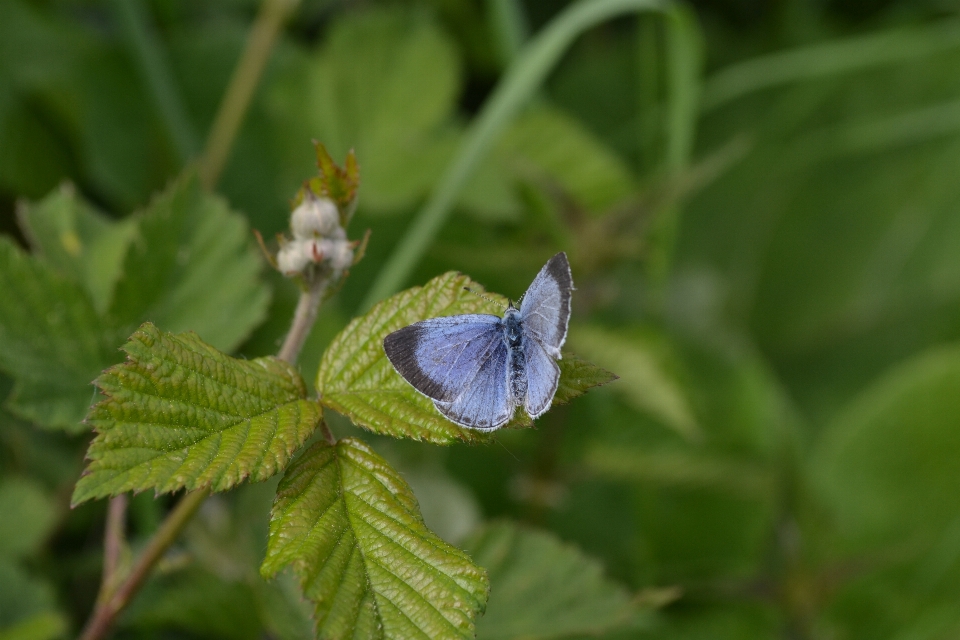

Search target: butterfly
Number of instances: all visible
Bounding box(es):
[383,252,573,431]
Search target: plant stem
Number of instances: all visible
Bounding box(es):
[79,489,210,640]
[278,279,327,364]
[101,495,128,593]
[200,0,301,189]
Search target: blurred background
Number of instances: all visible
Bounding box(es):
[3,0,960,638]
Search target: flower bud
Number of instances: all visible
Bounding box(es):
[276,241,310,275]
[291,195,340,239]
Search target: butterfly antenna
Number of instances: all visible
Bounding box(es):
[463,287,506,310]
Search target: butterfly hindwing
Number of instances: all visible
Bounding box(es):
[383,314,502,403]
[433,339,514,430]
[519,253,573,356]
[523,336,561,419]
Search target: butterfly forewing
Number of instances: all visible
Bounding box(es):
[383,314,502,403]
[519,253,573,355]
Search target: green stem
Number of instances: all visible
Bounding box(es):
[78,489,210,640]
[111,0,199,164]
[200,0,301,189]
[361,0,674,310]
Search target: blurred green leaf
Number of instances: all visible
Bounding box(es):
[0,562,59,633]
[261,437,489,640]
[0,477,57,559]
[108,172,270,353]
[272,7,461,215]
[0,610,68,640]
[0,237,119,431]
[124,569,262,640]
[569,324,700,440]
[811,343,960,552]
[17,184,136,314]
[464,520,636,640]
[72,323,321,505]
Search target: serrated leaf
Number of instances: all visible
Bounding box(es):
[108,171,270,353]
[17,183,136,315]
[317,271,614,444]
[463,521,636,640]
[261,437,489,640]
[317,271,497,444]
[0,237,119,431]
[72,323,321,505]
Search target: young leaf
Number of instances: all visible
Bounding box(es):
[317,270,616,443]
[0,237,120,431]
[72,323,321,505]
[108,171,270,353]
[261,437,489,639]
[463,521,637,640]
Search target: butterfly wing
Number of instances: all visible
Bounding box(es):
[519,252,573,357]
[383,314,502,403]
[523,337,561,419]
[434,339,514,430]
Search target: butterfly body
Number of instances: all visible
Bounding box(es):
[383,253,573,431]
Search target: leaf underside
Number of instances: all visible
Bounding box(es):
[72,323,321,505]
[261,437,489,640]
[317,270,616,444]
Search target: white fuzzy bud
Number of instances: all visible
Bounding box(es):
[276,241,310,275]
[291,195,340,239]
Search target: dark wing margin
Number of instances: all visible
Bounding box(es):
[383,314,501,403]
[519,252,573,356]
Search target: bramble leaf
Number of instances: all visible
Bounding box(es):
[464,521,637,640]
[72,323,321,505]
[0,237,120,431]
[317,270,615,443]
[261,437,489,639]
[108,171,270,353]
[316,271,497,444]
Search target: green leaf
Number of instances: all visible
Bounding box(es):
[0,561,59,632]
[0,237,119,431]
[261,437,489,640]
[463,521,636,640]
[317,270,614,444]
[108,171,270,353]
[72,323,321,505]
[568,325,700,441]
[273,7,462,215]
[0,478,57,559]
[0,610,69,640]
[17,183,136,314]
[811,343,960,552]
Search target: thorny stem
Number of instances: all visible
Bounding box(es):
[200,0,301,188]
[79,489,210,640]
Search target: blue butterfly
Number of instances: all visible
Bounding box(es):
[383,252,573,431]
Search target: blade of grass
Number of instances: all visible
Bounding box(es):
[361,0,676,310]
[701,18,960,112]
[111,0,199,164]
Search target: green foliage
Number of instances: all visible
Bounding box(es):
[317,269,614,444]
[464,521,638,640]
[0,477,57,559]
[261,437,489,640]
[0,171,269,432]
[72,323,321,505]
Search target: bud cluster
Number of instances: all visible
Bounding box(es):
[276,192,354,277]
